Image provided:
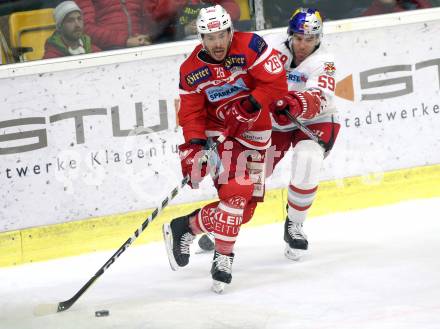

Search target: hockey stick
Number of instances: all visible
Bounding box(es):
[283,110,328,150]
[34,134,226,316]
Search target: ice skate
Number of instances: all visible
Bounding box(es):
[211,251,234,294]
[284,218,308,261]
[162,211,197,270]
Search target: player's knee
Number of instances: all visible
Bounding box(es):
[291,140,324,189]
[219,178,254,203]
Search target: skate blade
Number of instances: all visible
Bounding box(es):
[211,280,226,294]
[284,245,307,261]
[162,224,178,271]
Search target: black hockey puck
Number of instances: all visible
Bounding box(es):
[95,310,110,317]
[198,233,215,251]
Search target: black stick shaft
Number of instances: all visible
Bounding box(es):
[283,111,326,149]
[57,176,189,312]
[56,135,226,312]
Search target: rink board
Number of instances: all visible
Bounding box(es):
[0,163,439,267]
[1,10,440,267]
[1,11,440,232]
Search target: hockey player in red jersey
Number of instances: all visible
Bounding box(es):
[162,4,287,293]
[265,8,341,260]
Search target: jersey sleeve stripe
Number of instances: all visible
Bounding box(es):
[248,45,274,70]
[179,88,196,95]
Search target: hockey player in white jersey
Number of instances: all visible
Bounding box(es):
[265,8,341,260]
[196,8,341,259]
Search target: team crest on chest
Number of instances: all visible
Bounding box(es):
[324,62,336,76]
[215,102,228,120]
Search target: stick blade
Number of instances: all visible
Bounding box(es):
[33,303,59,316]
[162,223,178,271]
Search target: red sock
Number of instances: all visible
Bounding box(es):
[213,196,246,255]
[189,202,219,234]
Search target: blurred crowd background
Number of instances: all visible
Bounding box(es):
[0,0,438,64]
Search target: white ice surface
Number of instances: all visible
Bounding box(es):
[1,198,439,329]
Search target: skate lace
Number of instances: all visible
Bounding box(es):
[180,232,195,254]
[213,254,233,274]
[288,222,307,240]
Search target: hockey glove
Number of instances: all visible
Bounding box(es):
[224,95,261,138]
[178,139,208,189]
[271,90,322,126]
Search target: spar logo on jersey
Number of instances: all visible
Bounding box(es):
[224,55,246,70]
[264,55,283,74]
[185,66,212,86]
[205,78,249,102]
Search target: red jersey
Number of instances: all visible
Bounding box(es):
[178,31,287,150]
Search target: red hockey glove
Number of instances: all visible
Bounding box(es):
[270,94,303,126]
[271,90,322,125]
[224,95,261,138]
[178,139,208,189]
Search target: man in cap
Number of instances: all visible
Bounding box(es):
[43,1,100,59]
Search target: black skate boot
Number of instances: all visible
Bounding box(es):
[284,217,308,261]
[211,251,234,294]
[162,209,199,270]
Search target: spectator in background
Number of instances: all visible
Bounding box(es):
[174,2,212,40]
[361,0,432,16]
[43,1,100,59]
[146,0,240,41]
[76,0,152,50]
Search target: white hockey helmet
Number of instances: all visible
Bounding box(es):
[196,5,233,43]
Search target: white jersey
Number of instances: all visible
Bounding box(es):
[264,32,338,131]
